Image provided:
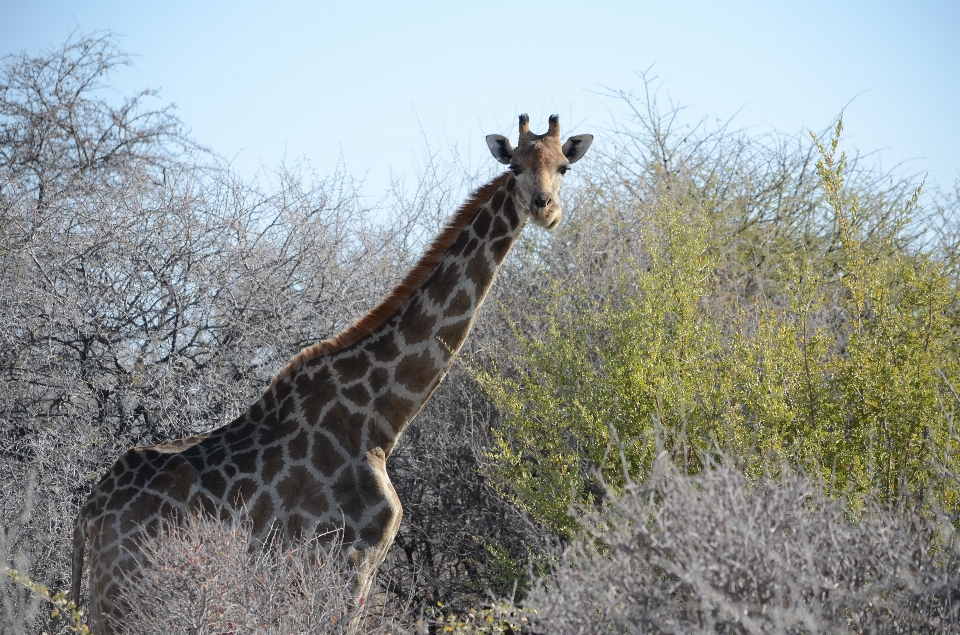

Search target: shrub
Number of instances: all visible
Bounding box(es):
[528,457,960,634]
[479,116,960,535]
[113,512,407,635]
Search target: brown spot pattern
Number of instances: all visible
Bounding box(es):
[322,403,364,455]
[461,237,479,258]
[269,414,299,440]
[445,289,472,318]
[368,367,389,393]
[472,208,492,238]
[261,389,276,411]
[396,350,439,393]
[116,469,134,488]
[107,486,137,510]
[74,169,552,635]
[489,216,509,240]
[201,470,227,499]
[312,431,344,476]
[503,195,520,228]
[490,190,506,212]
[206,446,225,466]
[123,450,145,472]
[288,430,308,460]
[398,297,437,344]
[357,465,384,506]
[343,383,371,407]
[226,477,257,507]
[287,513,308,541]
[491,236,513,262]
[122,492,162,532]
[466,252,491,287]
[232,449,258,475]
[301,369,337,424]
[148,459,196,502]
[332,466,364,522]
[365,422,391,452]
[132,467,149,489]
[333,353,370,383]
[448,231,470,257]
[268,174,509,381]
[277,466,327,516]
[366,333,400,362]
[225,423,254,446]
[250,492,274,525]
[360,506,397,545]
[278,394,298,421]
[427,264,461,305]
[374,391,415,432]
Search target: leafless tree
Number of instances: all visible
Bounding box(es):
[0,32,416,613]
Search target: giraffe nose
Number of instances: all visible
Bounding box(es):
[533,194,551,209]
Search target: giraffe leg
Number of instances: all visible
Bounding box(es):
[333,447,403,630]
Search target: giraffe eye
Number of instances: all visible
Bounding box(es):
[559,165,569,175]
[510,165,523,176]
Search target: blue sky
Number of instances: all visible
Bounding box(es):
[1,1,957,196]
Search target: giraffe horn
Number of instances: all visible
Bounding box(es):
[518,113,530,137]
[547,114,560,138]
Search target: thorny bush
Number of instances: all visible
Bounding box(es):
[529,456,960,634]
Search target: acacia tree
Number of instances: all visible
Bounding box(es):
[0,33,412,603]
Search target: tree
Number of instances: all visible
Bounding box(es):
[0,32,405,607]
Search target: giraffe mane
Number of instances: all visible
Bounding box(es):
[271,172,511,385]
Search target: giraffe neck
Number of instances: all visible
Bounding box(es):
[274,173,526,456]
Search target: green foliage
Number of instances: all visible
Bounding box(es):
[423,601,538,635]
[4,568,93,634]
[480,119,960,536]
[470,541,530,599]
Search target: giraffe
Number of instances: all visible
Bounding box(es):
[71,114,592,634]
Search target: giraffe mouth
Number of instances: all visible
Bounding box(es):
[531,206,562,229]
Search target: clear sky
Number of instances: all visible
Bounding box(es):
[1,1,957,196]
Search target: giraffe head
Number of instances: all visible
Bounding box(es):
[485,114,593,229]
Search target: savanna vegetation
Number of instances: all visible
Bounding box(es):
[3,33,959,634]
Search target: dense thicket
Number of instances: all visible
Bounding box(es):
[0,31,392,578]
[480,85,960,536]
[3,34,960,634]
[529,457,960,634]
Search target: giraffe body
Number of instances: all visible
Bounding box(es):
[72,115,591,634]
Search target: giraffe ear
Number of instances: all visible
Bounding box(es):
[485,134,515,165]
[562,134,594,164]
